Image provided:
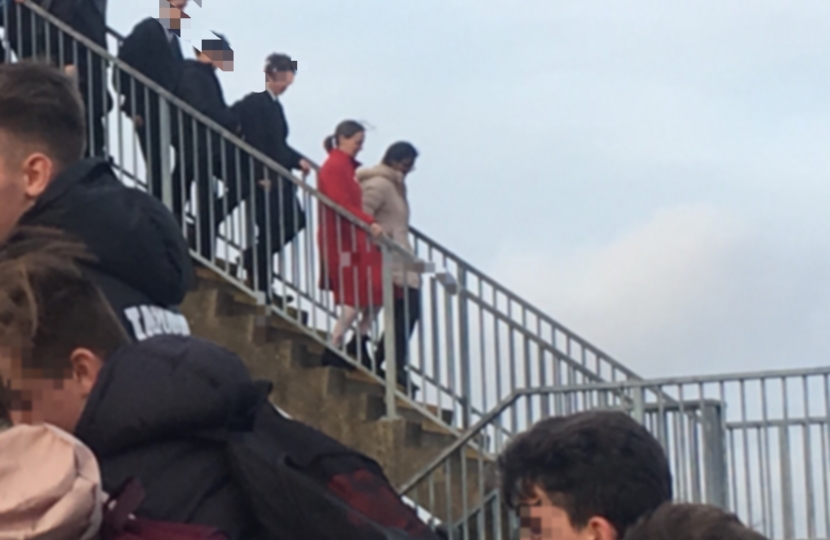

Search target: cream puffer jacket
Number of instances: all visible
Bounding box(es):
[357,164,421,289]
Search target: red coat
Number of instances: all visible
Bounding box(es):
[317,149,384,308]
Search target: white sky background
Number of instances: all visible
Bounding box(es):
[108,0,830,379]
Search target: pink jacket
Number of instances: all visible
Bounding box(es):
[0,424,104,540]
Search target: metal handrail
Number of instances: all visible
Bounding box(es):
[400,364,830,493]
[6,0,458,425]
[402,366,830,540]
[98,15,659,430]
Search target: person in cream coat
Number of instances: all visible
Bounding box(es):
[357,142,421,392]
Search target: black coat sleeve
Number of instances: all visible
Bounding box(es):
[178,71,239,133]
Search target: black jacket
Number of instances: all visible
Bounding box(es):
[74,337,262,540]
[174,60,241,168]
[116,17,184,118]
[232,91,303,173]
[73,336,437,540]
[3,0,106,65]
[18,158,193,341]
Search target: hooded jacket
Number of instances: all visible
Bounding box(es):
[0,424,104,540]
[18,158,193,342]
[357,164,420,289]
[74,336,263,540]
[72,336,437,540]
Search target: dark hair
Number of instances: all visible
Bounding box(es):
[202,32,232,51]
[0,62,86,169]
[382,141,418,167]
[498,411,673,537]
[624,503,769,540]
[0,227,129,380]
[265,53,297,75]
[323,120,365,153]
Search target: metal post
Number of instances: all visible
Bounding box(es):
[779,425,795,539]
[701,402,729,509]
[458,267,472,429]
[159,99,173,210]
[382,245,398,420]
[631,386,645,424]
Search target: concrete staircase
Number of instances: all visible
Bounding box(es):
[180,267,498,519]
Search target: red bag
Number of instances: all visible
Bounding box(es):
[100,478,229,540]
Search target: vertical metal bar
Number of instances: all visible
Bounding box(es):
[823,375,830,539]
[803,375,816,539]
[702,401,728,508]
[457,267,471,428]
[781,378,794,540]
[159,99,173,209]
[444,286,457,422]
[382,245,398,419]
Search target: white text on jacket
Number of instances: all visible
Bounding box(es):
[124,305,191,341]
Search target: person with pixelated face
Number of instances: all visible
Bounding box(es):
[498,411,673,540]
[226,53,309,300]
[0,226,256,538]
[115,0,189,201]
[170,32,240,259]
[623,503,770,540]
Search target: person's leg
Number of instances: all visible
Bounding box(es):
[78,61,110,160]
[142,98,165,198]
[374,292,401,370]
[194,152,215,259]
[331,306,359,349]
[397,288,422,385]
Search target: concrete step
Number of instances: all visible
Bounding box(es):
[182,265,472,503]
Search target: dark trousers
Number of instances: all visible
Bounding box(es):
[375,287,421,383]
[173,147,217,259]
[243,179,305,296]
[215,158,305,298]
[77,58,112,160]
[136,94,178,199]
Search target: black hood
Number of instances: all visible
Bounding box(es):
[20,158,193,306]
[75,336,270,457]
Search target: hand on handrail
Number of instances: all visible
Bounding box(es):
[369,223,384,239]
[298,158,312,179]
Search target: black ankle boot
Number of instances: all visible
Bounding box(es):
[346,335,373,370]
[320,347,355,371]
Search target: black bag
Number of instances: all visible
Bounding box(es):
[228,404,440,540]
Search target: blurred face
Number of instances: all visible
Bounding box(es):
[0,347,103,433]
[0,133,54,241]
[517,487,617,540]
[266,70,295,96]
[199,48,234,72]
[160,0,188,27]
[338,131,365,158]
[390,157,416,176]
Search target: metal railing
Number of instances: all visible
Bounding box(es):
[99,20,648,432]
[402,366,830,540]
[2,2,650,432]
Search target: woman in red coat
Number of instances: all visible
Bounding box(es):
[317,120,384,363]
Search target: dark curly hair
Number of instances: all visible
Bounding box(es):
[498,410,673,537]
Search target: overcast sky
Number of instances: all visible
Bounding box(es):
[109,0,830,379]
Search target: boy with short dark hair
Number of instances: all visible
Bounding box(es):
[498,411,673,540]
[0,62,193,343]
